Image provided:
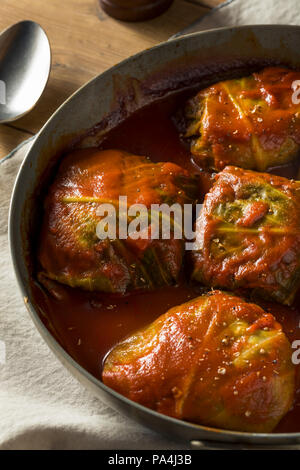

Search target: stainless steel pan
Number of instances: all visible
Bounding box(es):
[9,25,300,448]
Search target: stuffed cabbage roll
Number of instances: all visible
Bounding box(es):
[192,166,300,305]
[184,67,300,171]
[38,149,197,294]
[103,291,295,433]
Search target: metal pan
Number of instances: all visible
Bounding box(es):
[9,25,300,448]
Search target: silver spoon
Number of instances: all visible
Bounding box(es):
[0,20,51,123]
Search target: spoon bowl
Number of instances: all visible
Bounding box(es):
[0,20,51,123]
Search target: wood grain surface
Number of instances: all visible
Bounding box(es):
[0,0,224,157]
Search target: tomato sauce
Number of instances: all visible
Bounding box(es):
[31,89,300,433]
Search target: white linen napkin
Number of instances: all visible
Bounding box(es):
[1,0,300,450]
[174,0,300,37]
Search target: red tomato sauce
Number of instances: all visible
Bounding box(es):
[31,89,300,433]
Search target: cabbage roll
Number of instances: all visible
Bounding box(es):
[192,166,300,305]
[38,149,197,294]
[184,67,300,171]
[103,291,295,433]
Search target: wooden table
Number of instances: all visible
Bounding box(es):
[0,0,222,157]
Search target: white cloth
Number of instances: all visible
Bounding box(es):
[175,0,300,37]
[1,0,300,450]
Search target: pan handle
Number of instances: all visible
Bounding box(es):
[190,439,300,450]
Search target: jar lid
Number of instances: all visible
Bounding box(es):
[99,0,174,22]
